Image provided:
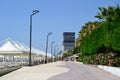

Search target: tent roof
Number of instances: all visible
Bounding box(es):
[0,39,21,52]
[0,38,46,56]
[15,41,29,52]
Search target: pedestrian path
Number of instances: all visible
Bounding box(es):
[0,62,69,80]
[48,61,120,80]
[0,61,120,80]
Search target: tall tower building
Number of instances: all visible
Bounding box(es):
[62,32,75,53]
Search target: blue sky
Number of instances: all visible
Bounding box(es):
[0,0,120,53]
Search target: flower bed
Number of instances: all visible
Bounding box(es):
[82,52,120,67]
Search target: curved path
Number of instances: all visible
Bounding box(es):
[48,61,120,80]
[0,61,119,80]
[0,62,69,80]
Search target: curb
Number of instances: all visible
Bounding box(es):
[97,65,120,77]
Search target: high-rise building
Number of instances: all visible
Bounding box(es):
[62,32,75,53]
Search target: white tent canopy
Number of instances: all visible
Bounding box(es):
[0,39,23,55]
[0,38,54,65]
[0,39,21,52]
[0,38,48,57]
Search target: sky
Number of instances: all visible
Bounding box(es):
[0,0,120,53]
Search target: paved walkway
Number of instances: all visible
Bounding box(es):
[0,61,120,80]
[48,62,120,80]
[0,62,69,80]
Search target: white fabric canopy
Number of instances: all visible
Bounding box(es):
[0,39,21,52]
[0,38,46,56]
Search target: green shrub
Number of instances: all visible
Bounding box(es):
[81,5,120,56]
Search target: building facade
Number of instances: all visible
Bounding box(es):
[62,32,75,53]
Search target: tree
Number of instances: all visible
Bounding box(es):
[75,21,100,54]
[95,6,116,22]
[81,5,120,56]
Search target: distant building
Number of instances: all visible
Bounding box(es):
[62,32,75,53]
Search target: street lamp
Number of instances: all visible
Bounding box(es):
[57,48,59,61]
[45,32,52,63]
[54,45,57,62]
[51,41,55,62]
[29,10,39,66]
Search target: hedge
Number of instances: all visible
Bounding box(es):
[81,21,120,56]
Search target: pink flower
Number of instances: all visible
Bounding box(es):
[109,60,113,63]
[111,53,115,57]
[102,56,104,59]
[104,60,106,63]
[108,56,111,58]
[96,57,99,60]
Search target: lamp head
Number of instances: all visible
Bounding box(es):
[49,32,52,35]
[47,32,52,36]
[32,10,39,15]
[33,10,39,13]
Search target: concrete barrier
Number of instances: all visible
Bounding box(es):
[97,65,120,77]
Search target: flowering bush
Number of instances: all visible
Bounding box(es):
[82,52,120,67]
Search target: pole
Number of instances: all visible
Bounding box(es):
[54,45,57,62]
[45,33,52,64]
[29,10,39,66]
[51,41,55,62]
[45,35,49,63]
[29,15,32,66]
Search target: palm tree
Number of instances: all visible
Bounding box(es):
[95,7,107,21]
[95,6,116,22]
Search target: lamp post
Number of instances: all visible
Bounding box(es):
[54,45,57,62]
[51,41,55,62]
[29,10,39,66]
[45,32,52,63]
[57,48,59,61]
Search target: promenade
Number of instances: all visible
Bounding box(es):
[0,61,120,80]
